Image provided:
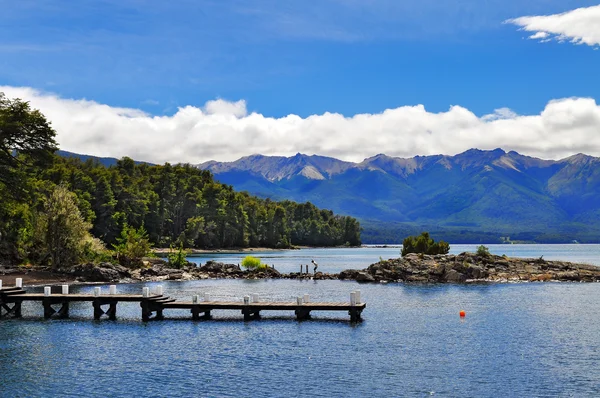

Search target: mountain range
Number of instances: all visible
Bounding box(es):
[198,149,600,243]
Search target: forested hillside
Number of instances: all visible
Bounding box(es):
[0,93,361,266]
[199,150,600,243]
[42,157,361,250]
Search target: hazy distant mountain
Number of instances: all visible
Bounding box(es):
[57,150,152,166]
[198,149,600,243]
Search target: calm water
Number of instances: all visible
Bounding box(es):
[1,245,600,397]
[183,244,600,273]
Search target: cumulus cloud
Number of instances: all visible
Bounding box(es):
[2,86,600,164]
[506,5,600,46]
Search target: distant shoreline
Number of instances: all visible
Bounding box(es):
[152,245,367,256]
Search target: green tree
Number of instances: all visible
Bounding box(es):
[167,243,190,269]
[113,224,152,266]
[401,232,450,256]
[476,245,491,257]
[41,185,95,270]
[0,93,57,195]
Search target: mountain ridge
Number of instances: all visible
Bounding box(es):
[197,148,600,243]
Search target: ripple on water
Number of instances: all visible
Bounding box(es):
[2,279,600,397]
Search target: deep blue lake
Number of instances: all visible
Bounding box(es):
[1,245,600,397]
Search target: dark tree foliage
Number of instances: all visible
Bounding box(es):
[0,93,57,261]
[401,232,450,256]
[0,93,57,195]
[42,156,362,250]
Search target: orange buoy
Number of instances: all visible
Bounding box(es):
[459,310,466,318]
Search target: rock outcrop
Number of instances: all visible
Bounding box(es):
[71,263,132,282]
[359,253,600,283]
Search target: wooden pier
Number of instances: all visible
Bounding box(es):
[0,282,365,322]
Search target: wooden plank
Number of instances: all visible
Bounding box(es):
[160,301,365,311]
[3,294,163,302]
[0,287,23,293]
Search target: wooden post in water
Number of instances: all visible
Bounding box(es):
[109,285,117,295]
[140,299,150,321]
[242,295,253,321]
[349,291,362,322]
[305,264,309,274]
[300,264,303,274]
[93,299,103,320]
[106,301,117,320]
[295,296,311,320]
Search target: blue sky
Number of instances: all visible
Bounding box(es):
[2,0,599,117]
[1,1,600,163]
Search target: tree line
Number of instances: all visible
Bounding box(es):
[0,93,361,268]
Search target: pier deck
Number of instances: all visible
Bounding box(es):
[0,284,365,322]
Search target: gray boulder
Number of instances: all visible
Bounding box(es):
[71,263,130,282]
[356,271,376,283]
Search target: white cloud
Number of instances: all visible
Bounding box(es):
[506,5,600,46]
[2,86,600,164]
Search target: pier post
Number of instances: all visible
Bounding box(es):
[155,307,164,320]
[349,307,363,322]
[62,285,69,295]
[43,298,56,319]
[300,265,303,274]
[15,278,22,288]
[107,302,117,320]
[295,296,311,320]
[14,300,22,318]
[57,302,69,319]
[93,299,103,320]
[305,265,309,274]
[141,300,150,321]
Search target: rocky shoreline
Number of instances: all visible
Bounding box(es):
[353,252,600,283]
[2,253,599,285]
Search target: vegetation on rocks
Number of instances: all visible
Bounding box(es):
[401,232,450,257]
[167,244,190,269]
[363,252,600,283]
[241,255,267,270]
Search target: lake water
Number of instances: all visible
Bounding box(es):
[184,244,600,273]
[1,245,600,397]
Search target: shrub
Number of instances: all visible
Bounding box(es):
[40,185,95,270]
[401,232,450,257]
[476,245,491,258]
[113,224,153,267]
[167,244,190,269]
[241,255,268,270]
